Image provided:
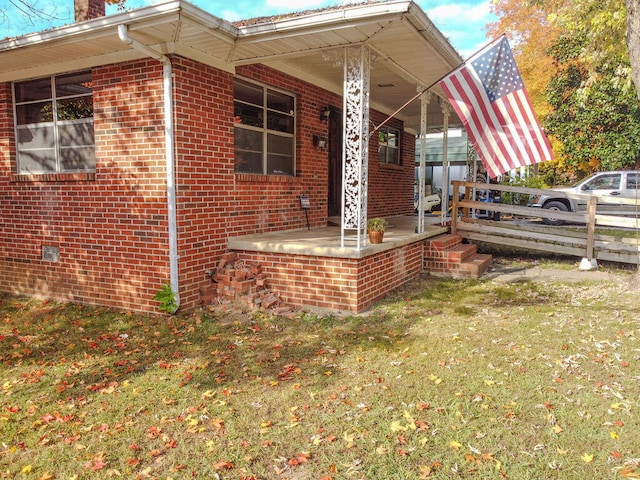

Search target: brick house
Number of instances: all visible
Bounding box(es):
[0,0,466,313]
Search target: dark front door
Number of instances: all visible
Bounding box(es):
[327,107,343,218]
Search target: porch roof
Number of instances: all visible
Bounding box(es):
[0,0,463,132]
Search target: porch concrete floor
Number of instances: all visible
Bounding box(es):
[228,215,448,259]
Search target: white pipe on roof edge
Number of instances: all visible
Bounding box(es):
[118,23,180,313]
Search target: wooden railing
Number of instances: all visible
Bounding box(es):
[449,181,640,265]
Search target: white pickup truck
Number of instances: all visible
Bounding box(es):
[528,171,640,225]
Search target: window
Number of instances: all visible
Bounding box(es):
[233,78,295,175]
[14,71,95,174]
[378,127,400,165]
[626,172,639,189]
[583,174,621,190]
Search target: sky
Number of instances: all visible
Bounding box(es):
[0,0,495,58]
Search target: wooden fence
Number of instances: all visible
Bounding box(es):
[450,180,640,265]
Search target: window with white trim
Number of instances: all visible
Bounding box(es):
[378,127,400,165]
[233,77,296,175]
[13,71,95,174]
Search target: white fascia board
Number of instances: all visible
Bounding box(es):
[171,2,238,41]
[0,0,237,52]
[236,0,412,40]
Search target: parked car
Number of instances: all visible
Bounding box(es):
[414,190,441,213]
[528,171,640,225]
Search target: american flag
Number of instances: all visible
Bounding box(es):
[439,36,553,178]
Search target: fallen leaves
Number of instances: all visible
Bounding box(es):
[84,453,107,471]
[581,453,594,463]
[1,279,638,479]
[419,462,442,478]
[619,466,640,478]
[288,452,311,466]
[213,460,234,470]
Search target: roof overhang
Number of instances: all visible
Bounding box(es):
[0,0,463,132]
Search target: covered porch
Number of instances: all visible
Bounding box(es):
[223,2,468,313]
[228,216,448,312]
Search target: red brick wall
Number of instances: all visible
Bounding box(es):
[0,57,416,312]
[234,65,415,221]
[224,63,339,232]
[237,241,423,312]
[173,60,342,308]
[0,60,170,311]
[0,83,13,167]
[366,112,415,218]
[74,0,105,22]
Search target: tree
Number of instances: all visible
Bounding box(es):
[629,0,640,99]
[551,0,628,66]
[543,0,639,174]
[544,35,640,173]
[548,0,640,98]
[489,0,640,179]
[487,0,562,119]
[487,0,569,181]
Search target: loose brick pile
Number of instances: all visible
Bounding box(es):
[200,252,295,315]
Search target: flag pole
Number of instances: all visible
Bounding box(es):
[369,34,506,137]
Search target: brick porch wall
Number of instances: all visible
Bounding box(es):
[236,241,424,312]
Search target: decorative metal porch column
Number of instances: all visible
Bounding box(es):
[417,89,432,234]
[341,45,372,249]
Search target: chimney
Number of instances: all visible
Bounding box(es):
[74,0,106,22]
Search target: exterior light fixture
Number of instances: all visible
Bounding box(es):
[320,106,331,122]
[313,135,327,149]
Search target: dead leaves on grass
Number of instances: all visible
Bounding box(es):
[1,283,639,478]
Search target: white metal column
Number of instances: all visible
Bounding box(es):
[440,103,451,226]
[341,45,372,249]
[417,90,431,234]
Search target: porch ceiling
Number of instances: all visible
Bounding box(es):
[0,0,463,132]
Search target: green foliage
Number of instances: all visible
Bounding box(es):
[544,38,640,173]
[366,217,388,232]
[153,281,178,314]
[500,175,549,205]
[549,0,629,73]
[546,34,586,63]
[536,161,581,186]
[492,0,640,177]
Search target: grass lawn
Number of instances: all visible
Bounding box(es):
[1,265,639,479]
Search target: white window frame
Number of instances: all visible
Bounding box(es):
[13,71,95,174]
[378,126,401,165]
[233,77,296,176]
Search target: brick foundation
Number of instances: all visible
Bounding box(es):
[231,241,424,312]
